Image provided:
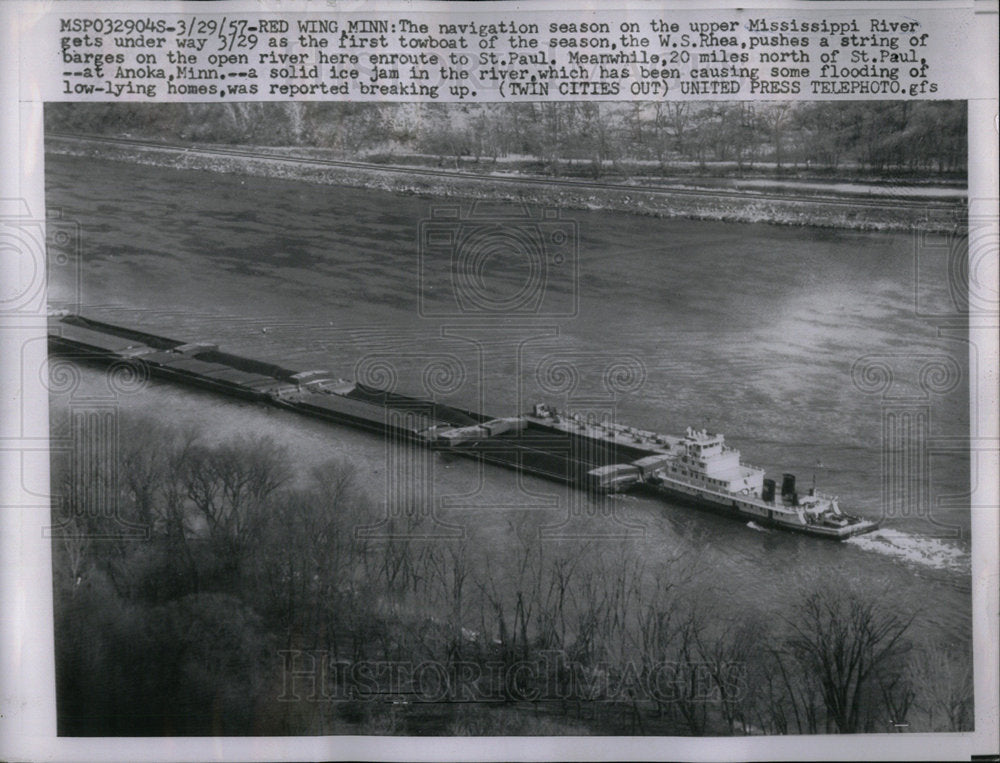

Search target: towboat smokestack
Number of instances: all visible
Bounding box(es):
[781,473,796,501]
[762,478,776,503]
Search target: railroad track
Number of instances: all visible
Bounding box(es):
[47,132,964,214]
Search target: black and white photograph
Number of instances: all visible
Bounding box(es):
[40,100,976,739]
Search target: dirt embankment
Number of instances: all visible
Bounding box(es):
[47,137,963,232]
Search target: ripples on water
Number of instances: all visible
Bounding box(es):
[46,154,974,648]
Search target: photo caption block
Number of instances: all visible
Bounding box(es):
[36,7,974,102]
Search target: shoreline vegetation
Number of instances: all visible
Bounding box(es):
[46,100,973,736]
[44,101,966,232]
[52,409,973,737]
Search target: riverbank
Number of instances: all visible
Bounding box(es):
[44,150,973,737]
[45,136,963,232]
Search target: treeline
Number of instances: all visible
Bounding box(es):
[45,101,966,179]
[51,413,973,736]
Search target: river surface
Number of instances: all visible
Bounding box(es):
[45,153,972,650]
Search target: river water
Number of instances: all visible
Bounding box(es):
[45,153,972,650]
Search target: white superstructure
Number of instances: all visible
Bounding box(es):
[525,404,878,539]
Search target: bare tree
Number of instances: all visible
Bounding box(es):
[759,102,794,171]
[181,434,292,579]
[910,644,974,731]
[673,612,710,735]
[769,646,824,734]
[536,547,586,650]
[655,102,691,171]
[692,612,767,733]
[425,540,472,660]
[784,583,916,733]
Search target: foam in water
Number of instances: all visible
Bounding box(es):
[848,528,970,574]
[746,521,770,533]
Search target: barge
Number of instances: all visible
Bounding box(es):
[48,313,879,540]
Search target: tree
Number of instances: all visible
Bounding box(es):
[659,102,692,167]
[720,103,761,173]
[536,102,568,176]
[692,612,767,733]
[790,102,857,170]
[910,644,974,730]
[784,583,916,733]
[577,103,619,179]
[181,434,292,584]
[759,103,794,171]
[416,103,467,168]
